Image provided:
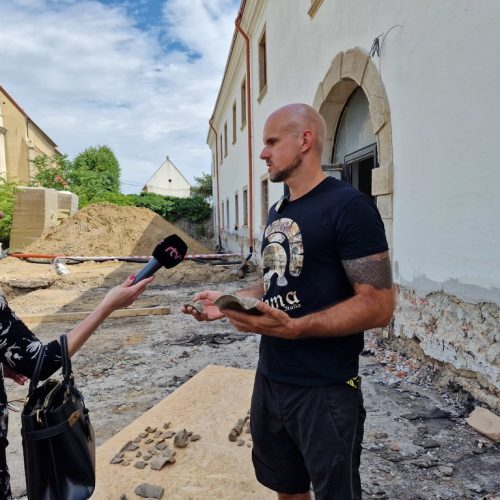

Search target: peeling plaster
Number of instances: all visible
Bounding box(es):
[394,286,500,402]
[395,263,500,306]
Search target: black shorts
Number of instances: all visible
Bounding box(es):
[250,369,365,500]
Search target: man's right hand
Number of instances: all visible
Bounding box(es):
[181,290,225,321]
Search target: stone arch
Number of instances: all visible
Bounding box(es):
[313,47,393,247]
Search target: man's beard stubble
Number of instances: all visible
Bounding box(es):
[269,155,302,183]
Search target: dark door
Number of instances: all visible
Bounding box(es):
[342,144,377,200]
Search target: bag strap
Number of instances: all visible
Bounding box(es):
[27,335,72,396]
[59,334,72,386]
[28,343,47,396]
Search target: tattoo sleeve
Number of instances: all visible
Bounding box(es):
[341,252,393,290]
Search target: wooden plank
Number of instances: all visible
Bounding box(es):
[93,365,273,500]
[21,306,171,325]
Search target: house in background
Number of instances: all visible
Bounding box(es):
[142,156,191,197]
[0,85,59,182]
[207,1,500,410]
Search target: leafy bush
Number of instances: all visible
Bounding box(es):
[135,193,210,223]
[174,196,212,222]
[0,177,19,248]
[90,192,137,207]
[134,192,174,216]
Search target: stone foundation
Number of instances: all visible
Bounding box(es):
[391,287,499,412]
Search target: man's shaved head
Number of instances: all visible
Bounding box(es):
[267,103,327,155]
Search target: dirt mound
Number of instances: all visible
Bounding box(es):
[25,203,211,256]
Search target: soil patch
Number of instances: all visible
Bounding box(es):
[24,203,211,257]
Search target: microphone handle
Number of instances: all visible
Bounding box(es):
[132,258,162,284]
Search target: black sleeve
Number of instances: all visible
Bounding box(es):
[0,296,62,380]
[335,195,389,260]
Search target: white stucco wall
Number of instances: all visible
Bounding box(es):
[144,157,191,198]
[380,2,500,304]
[210,0,500,305]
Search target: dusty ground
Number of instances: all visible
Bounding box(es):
[0,257,499,499]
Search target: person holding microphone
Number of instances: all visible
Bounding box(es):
[0,208,154,499]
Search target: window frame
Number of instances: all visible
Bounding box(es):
[234,191,239,230]
[240,77,247,129]
[232,101,237,145]
[257,26,267,101]
[242,186,248,227]
[224,122,228,157]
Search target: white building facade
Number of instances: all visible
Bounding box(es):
[207,0,500,409]
[142,156,191,197]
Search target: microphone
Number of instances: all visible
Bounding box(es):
[132,234,188,284]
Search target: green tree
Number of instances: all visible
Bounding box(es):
[31,154,72,191]
[0,177,18,248]
[190,172,212,201]
[70,145,121,204]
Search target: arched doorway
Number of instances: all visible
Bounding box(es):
[332,87,377,199]
[313,47,394,247]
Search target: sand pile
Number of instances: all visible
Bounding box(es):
[25,203,211,256]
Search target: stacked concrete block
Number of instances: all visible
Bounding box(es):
[9,187,78,251]
[57,190,79,220]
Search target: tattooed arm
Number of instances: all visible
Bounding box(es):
[292,251,394,338]
[223,251,394,340]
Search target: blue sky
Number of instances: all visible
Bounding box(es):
[0,0,239,192]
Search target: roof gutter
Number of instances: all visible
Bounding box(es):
[235,2,254,255]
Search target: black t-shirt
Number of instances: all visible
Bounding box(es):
[259,177,388,386]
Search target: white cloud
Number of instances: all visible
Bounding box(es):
[0,0,238,192]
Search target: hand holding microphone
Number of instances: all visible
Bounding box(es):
[132,234,188,284]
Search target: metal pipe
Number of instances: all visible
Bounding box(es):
[8,252,244,261]
[235,2,254,255]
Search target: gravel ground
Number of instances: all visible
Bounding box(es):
[2,262,499,499]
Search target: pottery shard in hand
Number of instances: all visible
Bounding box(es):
[214,294,263,316]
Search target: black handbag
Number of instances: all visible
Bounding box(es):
[21,334,95,500]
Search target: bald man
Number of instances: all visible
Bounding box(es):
[183,104,394,499]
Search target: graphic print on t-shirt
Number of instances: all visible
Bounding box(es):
[262,217,304,311]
